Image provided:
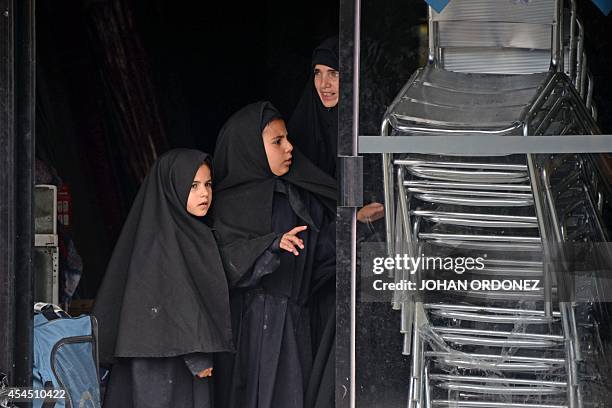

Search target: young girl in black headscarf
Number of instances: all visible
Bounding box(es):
[212,101,336,408]
[92,149,233,408]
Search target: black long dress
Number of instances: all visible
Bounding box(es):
[220,182,335,408]
[288,37,339,408]
[211,102,336,408]
[92,149,233,408]
[103,354,213,408]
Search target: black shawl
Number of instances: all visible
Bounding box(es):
[288,36,339,177]
[93,149,233,366]
[211,101,336,286]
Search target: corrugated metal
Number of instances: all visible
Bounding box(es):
[439,22,551,50]
[432,0,556,24]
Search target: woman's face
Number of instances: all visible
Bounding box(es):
[186,164,212,217]
[313,64,339,108]
[262,119,293,176]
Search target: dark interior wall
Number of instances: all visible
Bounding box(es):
[36,0,120,299]
[132,0,339,154]
[35,0,338,299]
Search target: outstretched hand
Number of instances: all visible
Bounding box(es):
[280,225,307,256]
[357,202,384,224]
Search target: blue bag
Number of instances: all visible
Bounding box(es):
[33,303,101,408]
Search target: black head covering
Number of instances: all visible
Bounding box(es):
[261,105,283,133]
[212,101,336,285]
[288,36,339,177]
[92,149,233,366]
[312,36,339,71]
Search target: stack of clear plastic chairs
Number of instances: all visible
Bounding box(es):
[381,0,611,406]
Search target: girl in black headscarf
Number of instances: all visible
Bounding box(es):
[212,101,336,408]
[92,149,233,408]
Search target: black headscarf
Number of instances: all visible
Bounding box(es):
[92,149,233,366]
[288,36,339,177]
[212,101,336,285]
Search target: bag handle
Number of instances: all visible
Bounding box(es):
[34,303,70,321]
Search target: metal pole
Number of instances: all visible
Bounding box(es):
[0,0,16,385]
[350,0,360,406]
[13,0,35,392]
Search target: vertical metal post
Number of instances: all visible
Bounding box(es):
[382,119,395,258]
[526,154,553,318]
[14,0,35,391]
[337,0,361,406]
[0,0,34,395]
[427,7,435,65]
[349,1,360,407]
[568,0,577,81]
[0,0,16,384]
[551,0,562,70]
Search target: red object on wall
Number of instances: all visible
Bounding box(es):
[57,184,72,229]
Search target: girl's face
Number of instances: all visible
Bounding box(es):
[313,64,339,108]
[262,119,293,176]
[186,164,212,217]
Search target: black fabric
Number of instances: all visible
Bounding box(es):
[211,101,336,408]
[211,101,336,286]
[287,37,339,408]
[103,357,212,408]
[183,353,213,376]
[214,189,335,408]
[311,36,339,71]
[261,105,283,133]
[304,313,335,408]
[92,149,233,366]
[288,36,339,177]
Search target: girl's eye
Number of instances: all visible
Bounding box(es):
[191,183,198,189]
[330,71,340,79]
[205,182,212,187]
[273,139,281,145]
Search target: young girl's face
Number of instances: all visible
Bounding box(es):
[263,119,293,176]
[186,164,212,217]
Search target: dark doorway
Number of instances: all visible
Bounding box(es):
[35,0,338,305]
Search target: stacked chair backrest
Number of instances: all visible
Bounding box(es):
[429,0,562,74]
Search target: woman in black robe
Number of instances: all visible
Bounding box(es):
[92,149,233,408]
[287,37,385,408]
[212,101,336,408]
[288,36,384,221]
[288,36,339,178]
